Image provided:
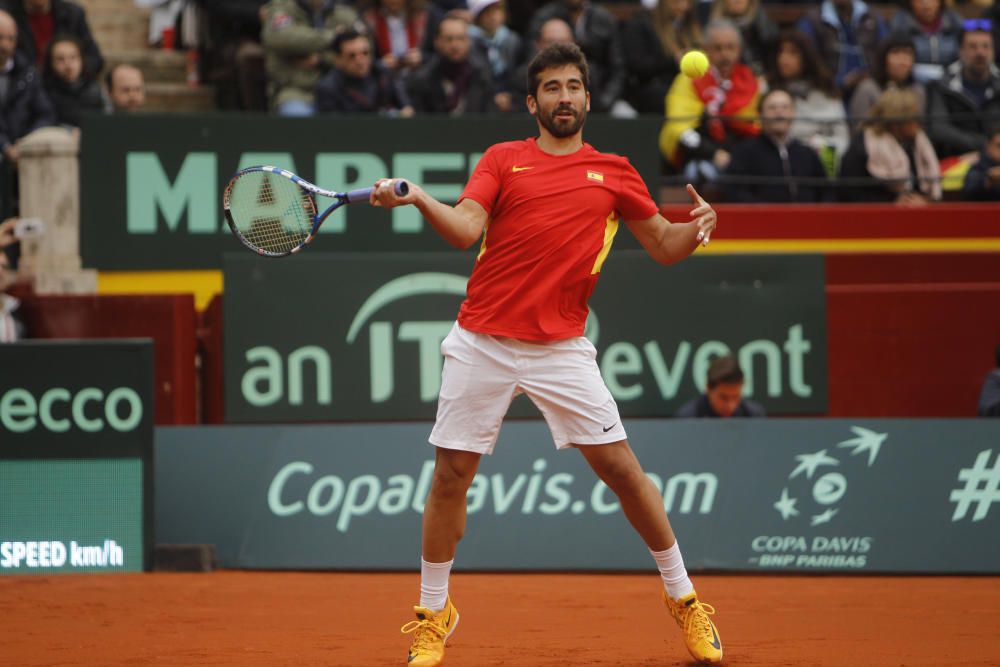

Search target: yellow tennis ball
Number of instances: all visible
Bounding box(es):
[680,50,709,79]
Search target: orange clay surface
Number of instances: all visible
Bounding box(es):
[2,572,999,666]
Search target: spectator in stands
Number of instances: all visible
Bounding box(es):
[724,88,832,202]
[468,0,520,112]
[961,124,1000,200]
[529,0,631,114]
[707,0,777,75]
[889,0,963,84]
[0,9,55,168]
[926,22,1000,158]
[1,0,103,78]
[848,33,925,132]
[406,14,495,113]
[675,354,766,418]
[198,0,269,111]
[316,27,414,115]
[796,0,887,99]
[507,16,571,106]
[977,344,1000,416]
[839,88,941,204]
[43,35,107,130]
[261,0,360,116]
[363,0,433,76]
[764,30,848,176]
[660,19,760,182]
[105,63,146,112]
[621,0,684,113]
[0,217,24,341]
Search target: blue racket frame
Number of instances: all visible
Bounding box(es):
[223,165,408,257]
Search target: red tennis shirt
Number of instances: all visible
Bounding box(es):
[457,137,659,341]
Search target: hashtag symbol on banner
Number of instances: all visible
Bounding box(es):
[950,449,1000,522]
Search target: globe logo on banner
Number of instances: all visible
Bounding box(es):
[773,426,888,526]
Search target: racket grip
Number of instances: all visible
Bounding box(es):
[346,180,409,203]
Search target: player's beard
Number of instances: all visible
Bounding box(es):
[538,103,587,139]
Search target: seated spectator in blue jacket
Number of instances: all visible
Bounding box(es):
[43,34,107,130]
[405,14,496,114]
[978,344,1000,416]
[725,88,831,202]
[962,125,1000,200]
[0,9,55,168]
[796,0,887,99]
[316,28,414,116]
[889,0,963,84]
[1,0,103,78]
[675,354,766,418]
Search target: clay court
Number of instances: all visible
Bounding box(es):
[3,572,999,666]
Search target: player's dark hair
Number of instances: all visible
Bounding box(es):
[707,354,744,388]
[332,28,365,55]
[527,42,589,98]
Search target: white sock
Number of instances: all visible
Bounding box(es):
[649,543,695,601]
[419,558,453,611]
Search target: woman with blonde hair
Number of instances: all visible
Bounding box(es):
[623,0,702,112]
[707,0,777,74]
[838,88,941,204]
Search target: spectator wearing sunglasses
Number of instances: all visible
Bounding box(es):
[926,19,1000,157]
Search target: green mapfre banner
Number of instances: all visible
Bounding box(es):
[80,114,659,270]
[223,252,827,419]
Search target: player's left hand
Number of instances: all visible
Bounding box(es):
[687,183,716,247]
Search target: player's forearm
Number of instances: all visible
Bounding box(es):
[413,191,483,249]
[651,220,701,265]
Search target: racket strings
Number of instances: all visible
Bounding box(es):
[226,172,317,255]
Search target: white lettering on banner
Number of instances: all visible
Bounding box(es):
[266,460,718,531]
[0,387,143,433]
[950,449,1000,522]
[748,535,873,570]
[0,541,122,568]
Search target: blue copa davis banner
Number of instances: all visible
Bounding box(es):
[154,419,1000,572]
[223,252,828,419]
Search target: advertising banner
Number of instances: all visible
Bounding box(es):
[155,419,1000,572]
[80,115,659,270]
[0,340,154,574]
[224,252,827,419]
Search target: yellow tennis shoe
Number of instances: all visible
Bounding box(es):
[663,590,723,664]
[401,597,460,666]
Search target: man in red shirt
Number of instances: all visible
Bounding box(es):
[374,43,722,667]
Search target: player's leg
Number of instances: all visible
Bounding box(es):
[402,324,518,667]
[577,441,723,664]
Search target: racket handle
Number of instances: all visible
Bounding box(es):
[346,180,409,203]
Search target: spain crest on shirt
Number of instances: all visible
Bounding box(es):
[587,170,604,182]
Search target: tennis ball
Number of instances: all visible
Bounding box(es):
[680,50,709,79]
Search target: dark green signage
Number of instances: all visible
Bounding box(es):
[223,252,827,420]
[0,341,154,574]
[80,114,658,270]
[155,420,1000,572]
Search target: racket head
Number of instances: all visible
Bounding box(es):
[223,166,320,257]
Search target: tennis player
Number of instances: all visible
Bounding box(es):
[372,42,723,666]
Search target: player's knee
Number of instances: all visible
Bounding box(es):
[431,450,479,495]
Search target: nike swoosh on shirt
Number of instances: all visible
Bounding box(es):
[512,166,533,172]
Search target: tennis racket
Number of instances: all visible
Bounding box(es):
[223,165,408,257]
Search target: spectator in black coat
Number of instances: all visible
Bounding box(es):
[724,88,831,202]
[0,0,103,78]
[406,14,495,114]
[0,10,54,168]
[926,23,1000,158]
[316,28,414,116]
[621,0,681,114]
[42,34,106,129]
[529,0,630,114]
[962,124,1000,201]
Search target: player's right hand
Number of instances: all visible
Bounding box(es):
[370,178,418,208]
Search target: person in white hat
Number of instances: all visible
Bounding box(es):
[468,0,521,111]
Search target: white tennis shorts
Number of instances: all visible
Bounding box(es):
[429,322,628,455]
